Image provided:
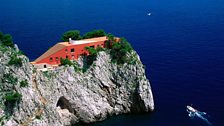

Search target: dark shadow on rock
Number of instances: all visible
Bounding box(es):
[56,96,75,114]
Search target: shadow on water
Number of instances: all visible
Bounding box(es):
[74,112,154,126]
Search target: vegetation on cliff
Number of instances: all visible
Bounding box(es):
[107,35,133,64]
[61,30,82,41]
[1,72,22,116]
[0,31,24,67]
[0,32,14,48]
[82,29,106,39]
[8,54,23,67]
[60,29,135,72]
[61,29,106,42]
[60,58,81,72]
[0,32,25,119]
[0,31,154,126]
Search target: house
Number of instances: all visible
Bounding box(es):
[31,36,114,69]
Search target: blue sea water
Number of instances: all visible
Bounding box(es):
[1,0,224,125]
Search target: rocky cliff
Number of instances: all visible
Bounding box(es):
[0,45,154,126]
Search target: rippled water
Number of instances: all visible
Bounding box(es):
[1,0,224,125]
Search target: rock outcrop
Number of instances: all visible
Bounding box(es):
[0,46,154,126]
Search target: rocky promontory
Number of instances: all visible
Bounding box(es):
[0,43,154,125]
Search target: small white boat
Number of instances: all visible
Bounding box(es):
[147,13,151,16]
[186,105,197,113]
[186,105,212,125]
[186,105,207,117]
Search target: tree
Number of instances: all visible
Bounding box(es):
[60,58,73,66]
[61,30,81,41]
[107,33,115,41]
[105,33,115,49]
[0,32,3,40]
[82,29,106,39]
[110,37,133,64]
[119,37,132,52]
[0,32,14,47]
[83,46,98,69]
[85,46,97,56]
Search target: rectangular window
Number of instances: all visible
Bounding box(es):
[66,55,69,59]
[55,57,59,61]
[50,57,53,62]
[71,48,75,52]
[90,45,94,48]
[65,49,68,53]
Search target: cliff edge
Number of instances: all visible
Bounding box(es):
[0,45,154,125]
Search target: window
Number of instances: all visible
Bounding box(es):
[71,48,75,53]
[50,57,53,62]
[44,65,47,68]
[65,49,68,53]
[66,55,69,59]
[90,45,94,48]
[56,57,59,61]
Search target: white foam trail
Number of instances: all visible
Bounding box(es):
[196,113,213,126]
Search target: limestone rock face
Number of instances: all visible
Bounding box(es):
[0,47,154,126]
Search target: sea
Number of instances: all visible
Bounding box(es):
[1,0,224,126]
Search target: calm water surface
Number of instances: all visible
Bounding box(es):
[1,0,224,126]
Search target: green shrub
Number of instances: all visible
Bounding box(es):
[105,33,115,49]
[96,46,104,52]
[110,37,133,64]
[5,92,22,102]
[0,32,14,48]
[43,71,50,79]
[2,73,18,85]
[0,32,3,39]
[82,29,106,39]
[35,115,41,120]
[8,55,23,67]
[60,58,73,66]
[20,80,28,87]
[119,37,132,52]
[84,46,98,66]
[32,68,37,73]
[60,58,82,72]
[84,46,97,56]
[0,44,7,52]
[4,91,22,116]
[17,50,24,55]
[72,61,82,72]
